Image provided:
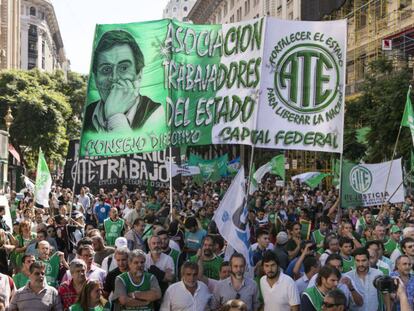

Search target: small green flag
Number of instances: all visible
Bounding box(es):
[401,86,414,145]
[305,173,331,188]
[270,155,285,181]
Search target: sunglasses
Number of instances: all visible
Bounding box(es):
[322,302,340,308]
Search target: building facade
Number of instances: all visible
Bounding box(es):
[0,0,20,70]
[163,0,197,21]
[328,0,414,96]
[20,0,68,73]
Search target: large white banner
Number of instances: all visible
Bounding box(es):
[341,159,404,207]
[257,18,346,153]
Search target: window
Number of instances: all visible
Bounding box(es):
[244,0,250,15]
[237,7,242,21]
[173,6,176,12]
[288,12,293,20]
[30,6,36,16]
[183,6,187,12]
[230,0,234,9]
[224,1,228,16]
[230,15,234,23]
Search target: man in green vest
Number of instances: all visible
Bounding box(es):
[339,237,355,273]
[104,208,125,246]
[113,249,161,311]
[301,266,341,310]
[190,235,223,280]
[312,216,331,253]
[157,229,184,279]
[36,240,69,287]
[384,225,401,257]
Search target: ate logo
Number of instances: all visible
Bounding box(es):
[349,166,372,194]
[274,43,339,113]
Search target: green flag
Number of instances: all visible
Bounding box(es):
[401,86,414,145]
[305,173,331,188]
[331,158,341,186]
[270,155,285,181]
[188,154,228,177]
[35,149,52,207]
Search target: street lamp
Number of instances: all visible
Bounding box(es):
[4,106,13,133]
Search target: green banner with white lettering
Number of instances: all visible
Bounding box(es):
[80,18,346,157]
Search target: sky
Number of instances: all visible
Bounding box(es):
[53,0,170,74]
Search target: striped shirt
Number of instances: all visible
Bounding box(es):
[9,282,63,311]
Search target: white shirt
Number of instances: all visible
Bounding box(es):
[160,281,211,311]
[260,272,300,311]
[145,252,175,275]
[101,254,118,272]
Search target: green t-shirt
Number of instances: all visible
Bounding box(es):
[104,218,125,246]
[13,272,29,289]
[39,253,60,287]
[117,272,154,311]
[200,218,211,231]
[189,255,223,280]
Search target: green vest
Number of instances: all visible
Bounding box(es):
[118,272,154,311]
[303,286,324,310]
[104,218,125,246]
[342,256,355,273]
[40,253,60,287]
[168,248,180,276]
[312,229,326,253]
[13,272,29,289]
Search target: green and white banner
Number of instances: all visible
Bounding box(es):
[341,159,404,208]
[35,149,52,207]
[80,18,346,157]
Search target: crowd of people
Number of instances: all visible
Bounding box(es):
[0,175,413,311]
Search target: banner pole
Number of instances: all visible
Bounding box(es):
[338,152,344,207]
[382,124,402,207]
[69,150,81,220]
[169,146,174,222]
[246,144,256,198]
[387,166,413,203]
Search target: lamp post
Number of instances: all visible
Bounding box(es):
[4,106,14,133]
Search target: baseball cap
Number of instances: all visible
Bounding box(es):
[390,225,402,234]
[276,231,288,245]
[115,237,128,248]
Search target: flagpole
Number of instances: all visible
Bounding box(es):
[246,145,256,197]
[386,166,414,203]
[69,148,81,220]
[338,152,344,206]
[169,146,174,222]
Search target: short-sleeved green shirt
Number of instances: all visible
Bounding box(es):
[189,255,223,280]
[13,272,29,289]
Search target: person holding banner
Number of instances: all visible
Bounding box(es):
[83,30,161,134]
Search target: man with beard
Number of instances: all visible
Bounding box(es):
[190,235,223,280]
[157,229,184,278]
[211,253,259,311]
[344,248,383,311]
[114,249,161,311]
[145,235,175,294]
[160,262,211,311]
[260,251,300,311]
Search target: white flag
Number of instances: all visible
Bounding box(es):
[249,162,271,194]
[35,149,52,207]
[291,172,321,183]
[23,176,35,192]
[168,162,200,178]
[213,167,251,265]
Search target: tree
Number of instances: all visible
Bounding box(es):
[344,58,413,163]
[0,69,86,170]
